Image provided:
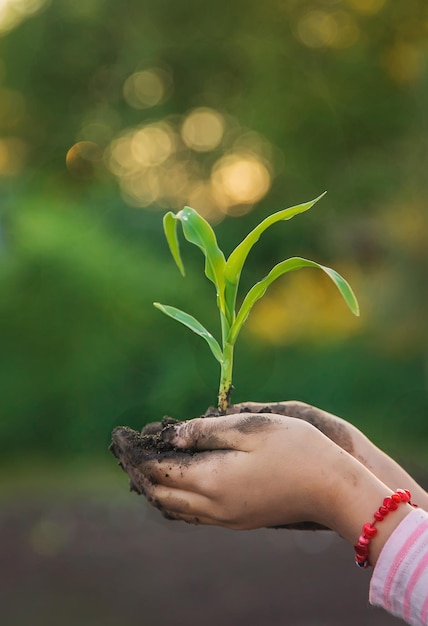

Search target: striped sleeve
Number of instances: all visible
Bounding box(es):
[369,508,428,626]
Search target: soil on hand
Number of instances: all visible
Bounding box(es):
[109,402,342,531]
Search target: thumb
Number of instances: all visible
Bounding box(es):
[161,413,279,451]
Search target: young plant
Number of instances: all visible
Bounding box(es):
[154,193,359,413]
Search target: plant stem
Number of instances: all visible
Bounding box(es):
[218,342,234,413]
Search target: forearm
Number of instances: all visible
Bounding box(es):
[316,441,415,566]
[326,453,428,626]
[344,422,428,511]
[234,401,428,511]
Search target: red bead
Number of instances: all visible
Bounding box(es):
[355,553,367,563]
[354,489,415,572]
[363,523,378,538]
[358,535,370,546]
[396,489,411,503]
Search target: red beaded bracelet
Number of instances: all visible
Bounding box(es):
[354,489,417,568]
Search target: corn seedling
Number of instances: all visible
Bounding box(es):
[154,193,359,413]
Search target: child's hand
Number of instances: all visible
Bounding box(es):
[115,413,358,530]
[216,401,428,509]
[136,401,428,513]
[112,409,421,565]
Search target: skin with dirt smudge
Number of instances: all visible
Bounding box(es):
[111,410,428,565]
[110,401,428,533]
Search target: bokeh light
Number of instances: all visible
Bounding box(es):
[346,0,387,15]
[187,181,221,223]
[297,10,360,49]
[211,152,272,214]
[0,136,27,175]
[247,267,363,345]
[0,88,26,128]
[131,123,175,167]
[181,107,225,152]
[0,0,49,34]
[297,10,339,49]
[123,68,170,109]
[382,42,423,84]
[105,110,275,218]
[66,141,102,179]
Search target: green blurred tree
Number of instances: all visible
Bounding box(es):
[0,0,427,462]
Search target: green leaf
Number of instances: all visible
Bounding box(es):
[163,212,185,276]
[224,193,326,289]
[228,256,359,344]
[153,302,223,364]
[173,207,227,315]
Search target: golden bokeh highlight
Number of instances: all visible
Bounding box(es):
[383,201,428,258]
[346,0,387,15]
[123,69,169,109]
[106,133,135,177]
[105,110,275,216]
[0,137,27,175]
[106,123,176,177]
[246,267,362,345]
[181,107,225,152]
[131,123,175,167]
[78,121,115,145]
[297,10,360,49]
[211,152,271,214]
[66,141,102,179]
[327,12,360,49]
[0,0,48,34]
[382,42,423,84]
[0,88,26,128]
[297,10,339,48]
[120,169,161,208]
[188,181,222,223]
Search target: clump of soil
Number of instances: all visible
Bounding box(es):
[109,416,185,496]
[110,417,180,459]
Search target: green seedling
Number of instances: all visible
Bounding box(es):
[154,193,359,413]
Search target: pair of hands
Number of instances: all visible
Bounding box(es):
[112,401,427,551]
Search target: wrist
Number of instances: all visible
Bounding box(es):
[316,442,414,566]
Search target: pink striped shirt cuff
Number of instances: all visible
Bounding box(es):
[369,508,428,626]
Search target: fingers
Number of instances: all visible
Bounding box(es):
[162,413,282,451]
[232,400,314,417]
[111,422,244,496]
[144,483,223,526]
[141,416,180,436]
[163,416,242,451]
[277,402,354,454]
[232,401,355,454]
[143,449,238,494]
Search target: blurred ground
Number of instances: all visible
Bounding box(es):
[1,0,428,465]
[0,465,414,626]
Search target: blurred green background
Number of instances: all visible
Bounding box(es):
[0,0,427,472]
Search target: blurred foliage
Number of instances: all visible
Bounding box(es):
[0,0,427,465]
